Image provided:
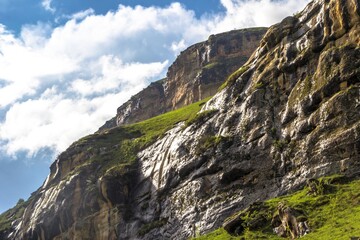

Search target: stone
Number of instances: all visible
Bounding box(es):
[272,202,309,239]
[98,28,267,129]
[1,0,359,239]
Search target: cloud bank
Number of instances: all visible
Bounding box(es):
[0,0,310,158]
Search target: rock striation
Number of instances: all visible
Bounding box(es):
[1,0,359,239]
[100,28,267,129]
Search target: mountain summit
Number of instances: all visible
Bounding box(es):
[99,28,266,130]
[0,0,359,239]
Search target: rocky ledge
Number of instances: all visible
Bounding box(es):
[100,28,267,129]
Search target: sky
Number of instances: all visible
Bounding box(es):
[0,0,311,213]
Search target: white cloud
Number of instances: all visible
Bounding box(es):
[220,0,237,14]
[69,56,168,97]
[213,0,310,32]
[41,0,55,13]
[170,40,186,55]
[1,84,152,156]
[0,57,167,156]
[71,8,95,20]
[0,0,311,157]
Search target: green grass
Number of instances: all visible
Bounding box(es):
[195,135,231,155]
[194,228,240,240]
[218,66,250,91]
[70,97,211,177]
[193,228,281,240]
[0,97,211,235]
[203,62,220,70]
[0,198,30,233]
[185,109,218,127]
[253,81,265,90]
[193,175,360,240]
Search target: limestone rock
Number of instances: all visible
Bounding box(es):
[272,202,310,239]
[223,202,269,235]
[1,0,359,239]
[99,28,267,129]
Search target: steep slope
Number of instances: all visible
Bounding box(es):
[1,0,359,239]
[100,28,267,129]
[124,0,360,238]
[1,99,209,240]
[195,175,360,239]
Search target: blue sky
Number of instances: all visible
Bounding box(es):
[0,0,311,214]
[0,0,223,32]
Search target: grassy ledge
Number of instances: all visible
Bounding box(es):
[193,175,360,240]
[218,66,250,91]
[68,97,211,177]
[0,198,31,235]
[0,97,211,234]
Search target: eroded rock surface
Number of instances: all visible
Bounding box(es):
[125,0,360,238]
[100,28,267,129]
[1,0,359,239]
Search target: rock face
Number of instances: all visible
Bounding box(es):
[1,0,360,239]
[222,201,310,238]
[100,28,267,129]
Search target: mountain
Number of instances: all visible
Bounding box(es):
[99,28,267,130]
[0,0,359,239]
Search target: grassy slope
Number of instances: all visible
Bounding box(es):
[194,176,360,240]
[0,97,210,234]
[76,97,211,177]
[0,198,30,234]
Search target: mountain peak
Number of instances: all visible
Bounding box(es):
[99,27,267,130]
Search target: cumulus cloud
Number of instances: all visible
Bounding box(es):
[0,0,310,157]
[1,81,154,156]
[215,0,310,30]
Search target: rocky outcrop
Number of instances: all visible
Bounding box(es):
[1,0,360,239]
[120,0,360,238]
[100,79,167,129]
[222,201,310,238]
[100,28,267,129]
[272,202,310,238]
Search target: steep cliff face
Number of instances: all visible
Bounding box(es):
[1,0,359,239]
[100,28,267,129]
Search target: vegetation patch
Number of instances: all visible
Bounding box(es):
[272,139,290,153]
[0,97,211,233]
[70,97,211,177]
[0,198,30,234]
[185,109,218,127]
[203,62,220,70]
[218,66,250,91]
[138,218,167,236]
[253,81,265,90]
[288,75,312,108]
[193,175,360,240]
[195,135,230,155]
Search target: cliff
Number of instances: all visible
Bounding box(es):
[100,28,267,129]
[1,0,359,239]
